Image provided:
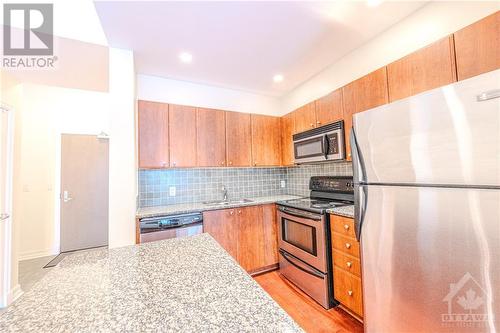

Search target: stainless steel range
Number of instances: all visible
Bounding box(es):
[276,176,354,309]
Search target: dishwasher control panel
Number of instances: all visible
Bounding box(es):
[140,212,203,233]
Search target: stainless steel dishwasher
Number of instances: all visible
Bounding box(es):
[139,212,203,243]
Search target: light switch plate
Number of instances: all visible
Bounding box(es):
[280,180,286,188]
[169,186,176,196]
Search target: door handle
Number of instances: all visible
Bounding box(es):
[0,213,10,221]
[63,190,73,202]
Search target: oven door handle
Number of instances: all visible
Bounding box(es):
[280,250,325,279]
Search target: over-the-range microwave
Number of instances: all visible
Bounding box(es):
[293,120,345,164]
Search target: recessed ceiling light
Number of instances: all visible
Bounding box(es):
[179,52,193,64]
[273,74,284,83]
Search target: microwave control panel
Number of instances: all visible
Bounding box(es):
[327,133,339,154]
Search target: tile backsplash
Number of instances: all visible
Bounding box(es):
[138,162,353,207]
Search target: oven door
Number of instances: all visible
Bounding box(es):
[277,206,327,272]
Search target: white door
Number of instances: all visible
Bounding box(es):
[0,104,14,307]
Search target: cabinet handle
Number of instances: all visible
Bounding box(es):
[172,162,177,167]
[310,123,314,127]
[347,290,353,296]
[238,210,241,214]
[345,243,351,249]
[348,153,352,157]
[230,211,234,215]
[316,121,321,125]
[346,261,352,268]
[221,161,225,166]
[161,161,166,167]
[344,224,349,230]
[253,162,257,166]
[229,161,232,165]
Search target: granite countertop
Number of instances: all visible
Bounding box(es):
[327,205,354,218]
[137,194,302,218]
[0,234,303,332]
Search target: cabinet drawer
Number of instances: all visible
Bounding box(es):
[334,267,363,317]
[331,214,356,238]
[332,232,360,258]
[333,249,361,277]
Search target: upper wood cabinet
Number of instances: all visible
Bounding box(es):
[225,111,252,167]
[280,112,295,166]
[454,11,500,81]
[342,68,389,160]
[169,104,197,167]
[137,100,169,169]
[387,36,457,102]
[315,89,344,126]
[196,108,226,167]
[293,101,316,133]
[251,114,281,166]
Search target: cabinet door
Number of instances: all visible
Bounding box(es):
[137,100,169,168]
[169,104,197,167]
[225,111,252,167]
[315,89,343,126]
[280,113,295,166]
[294,101,316,133]
[251,115,281,166]
[196,108,226,167]
[387,36,457,102]
[237,205,264,272]
[342,68,389,160]
[261,204,279,267]
[203,209,238,260]
[454,11,500,81]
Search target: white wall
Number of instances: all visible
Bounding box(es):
[280,1,500,114]
[15,47,136,259]
[137,74,282,116]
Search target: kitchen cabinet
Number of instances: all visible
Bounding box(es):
[203,204,279,274]
[225,111,252,167]
[251,114,281,166]
[342,67,389,160]
[293,101,316,133]
[387,36,457,102]
[315,89,344,126]
[280,112,295,166]
[196,107,226,167]
[169,104,197,167]
[137,100,169,168]
[203,209,238,260]
[330,214,363,319]
[454,11,500,81]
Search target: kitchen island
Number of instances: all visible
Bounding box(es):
[0,234,302,332]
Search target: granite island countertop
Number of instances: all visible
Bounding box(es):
[327,205,354,218]
[137,194,302,218]
[0,234,303,332]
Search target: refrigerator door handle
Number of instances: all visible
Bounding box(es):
[350,128,366,184]
[354,184,368,241]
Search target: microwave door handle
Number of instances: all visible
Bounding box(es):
[280,250,325,279]
[323,134,329,160]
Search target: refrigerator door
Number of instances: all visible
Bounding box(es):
[352,69,500,186]
[361,185,500,333]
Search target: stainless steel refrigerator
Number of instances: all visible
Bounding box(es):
[351,69,500,332]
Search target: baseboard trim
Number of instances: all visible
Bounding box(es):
[5,284,23,307]
[19,249,57,261]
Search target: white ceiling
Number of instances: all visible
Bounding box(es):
[94,1,428,97]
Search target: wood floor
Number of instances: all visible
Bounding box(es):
[254,271,364,333]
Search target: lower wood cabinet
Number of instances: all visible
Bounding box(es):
[330,214,363,319]
[203,204,279,274]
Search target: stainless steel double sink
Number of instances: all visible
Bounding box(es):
[202,198,253,207]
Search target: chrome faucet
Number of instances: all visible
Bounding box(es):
[221,185,228,202]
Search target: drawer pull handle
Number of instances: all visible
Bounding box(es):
[345,243,351,249]
[344,224,349,230]
[230,211,234,215]
[346,262,352,268]
[348,290,353,296]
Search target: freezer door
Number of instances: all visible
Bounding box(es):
[361,185,500,333]
[352,69,500,186]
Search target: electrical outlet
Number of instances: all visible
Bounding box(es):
[280,180,286,188]
[169,186,176,196]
